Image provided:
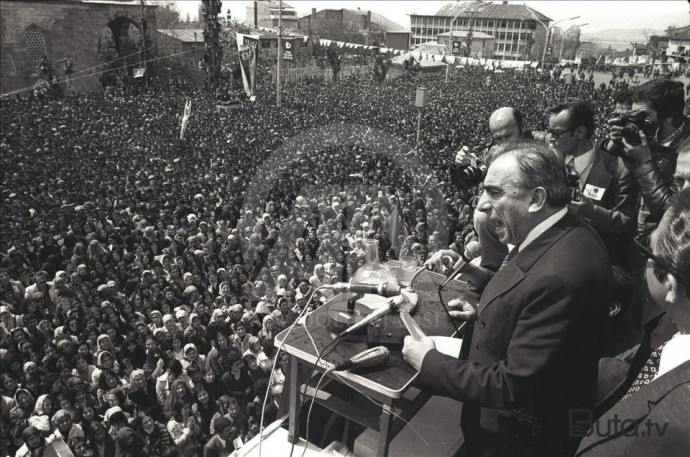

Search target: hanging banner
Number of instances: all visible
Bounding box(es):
[283,38,294,61]
[451,40,462,55]
[237,33,259,98]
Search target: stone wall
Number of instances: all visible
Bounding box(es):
[0,0,157,95]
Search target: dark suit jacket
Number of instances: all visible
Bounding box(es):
[577,360,690,457]
[572,148,637,270]
[203,435,234,457]
[419,211,612,457]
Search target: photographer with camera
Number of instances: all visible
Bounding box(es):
[605,79,690,277]
[548,101,638,270]
[450,107,531,271]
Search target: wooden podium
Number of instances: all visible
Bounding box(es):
[275,269,477,456]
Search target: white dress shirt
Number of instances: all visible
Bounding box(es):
[655,333,690,380]
[517,207,568,253]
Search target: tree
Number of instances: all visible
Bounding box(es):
[641,28,655,41]
[153,1,181,29]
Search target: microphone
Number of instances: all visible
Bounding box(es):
[323,281,401,298]
[334,346,390,371]
[441,240,481,288]
[341,296,405,335]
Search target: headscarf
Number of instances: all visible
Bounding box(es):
[210,309,225,323]
[183,343,197,357]
[14,388,34,408]
[51,409,71,427]
[97,351,114,367]
[23,361,38,373]
[114,427,145,457]
[97,334,112,351]
[33,394,53,416]
[103,406,125,427]
[262,314,275,333]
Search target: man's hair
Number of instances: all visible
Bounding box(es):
[633,79,685,123]
[491,141,571,207]
[614,90,633,107]
[548,101,595,139]
[213,416,232,434]
[652,188,690,290]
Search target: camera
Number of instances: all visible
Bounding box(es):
[451,151,487,190]
[567,169,581,202]
[606,110,655,156]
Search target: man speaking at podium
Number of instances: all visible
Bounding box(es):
[403,142,613,457]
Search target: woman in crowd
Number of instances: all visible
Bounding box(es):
[166,401,202,457]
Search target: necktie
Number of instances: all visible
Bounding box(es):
[499,245,520,271]
[624,342,667,398]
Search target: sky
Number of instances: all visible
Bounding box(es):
[175,1,689,34]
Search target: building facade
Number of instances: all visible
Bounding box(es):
[296,8,405,46]
[410,1,551,60]
[0,0,158,95]
[385,31,411,51]
[245,0,297,30]
[437,31,495,59]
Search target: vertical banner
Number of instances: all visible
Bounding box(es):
[451,40,462,55]
[283,38,294,61]
[237,33,260,98]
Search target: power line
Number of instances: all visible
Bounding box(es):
[1,48,196,97]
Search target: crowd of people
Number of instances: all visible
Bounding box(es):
[0,61,680,457]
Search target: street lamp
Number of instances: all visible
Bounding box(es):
[558,23,588,61]
[542,16,580,64]
[415,87,427,148]
[526,8,580,65]
[446,2,485,56]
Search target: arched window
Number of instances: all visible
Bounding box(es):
[25,27,47,63]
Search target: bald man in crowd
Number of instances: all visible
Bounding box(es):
[451,107,528,270]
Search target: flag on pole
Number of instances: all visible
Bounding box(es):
[180,99,192,140]
[389,204,408,256]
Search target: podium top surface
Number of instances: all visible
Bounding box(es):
[275,269,476,398]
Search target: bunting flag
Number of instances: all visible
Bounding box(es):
[237,33,259,98]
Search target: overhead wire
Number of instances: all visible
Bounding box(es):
[1,47,195,97]
[257,285,328,457]
[300,316,431,456]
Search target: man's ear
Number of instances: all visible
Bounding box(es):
[575,125,587,140]
[528,187,548,213]
[665,273,686,303]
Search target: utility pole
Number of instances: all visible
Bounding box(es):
[138,0,149,87]
[277,0,282,107]
[201,0,223,89]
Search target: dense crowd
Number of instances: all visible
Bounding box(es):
[0,67,634,456]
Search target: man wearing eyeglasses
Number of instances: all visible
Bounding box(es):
[548,101,638,271]
[607,80,690,280]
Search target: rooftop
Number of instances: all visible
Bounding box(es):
[432,1,551,22]
[157,29,204,43]
[343,8,406,31]
[255,0,294,9]
[300,8,406,32]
